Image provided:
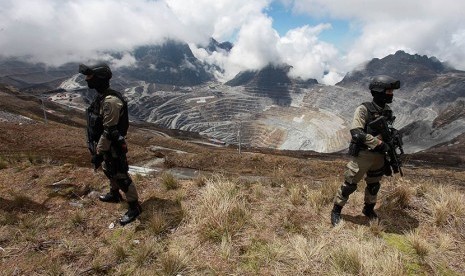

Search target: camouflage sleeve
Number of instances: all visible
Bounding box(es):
[351,105,381,149]
[96,96,123,154]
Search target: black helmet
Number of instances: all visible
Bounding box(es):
[79,63,112,80]
[369,75,400,92]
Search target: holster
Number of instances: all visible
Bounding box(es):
[348,142,361,157]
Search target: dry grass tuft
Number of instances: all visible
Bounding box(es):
[368,219,385,237]
[158,249,190,275]
[306,178,340,211]
[289,184,305,206]
[405,230,430,259]
[427,186,465,227]
[161,172,180,190]
[113,245,128,263]
[384,183,415,209]
[270,166,290,187]
[191,176,248,242]
[146,212,169,235]
[220,233,233,259]
[241,238,283,273]
[12,194,33,208]
[131,238,160,267]
[331,246,362,275]
[70,210,86,227]
[193,174,207,187]
[283,234,327,273]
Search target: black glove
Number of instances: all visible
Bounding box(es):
[374,142,390,153]
[91,154,104,170]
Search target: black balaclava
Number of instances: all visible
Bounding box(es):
[86,76,109,93]
[371,91,392,107]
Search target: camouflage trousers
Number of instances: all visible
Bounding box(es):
[102,150,139,203]
[334,150,385,206]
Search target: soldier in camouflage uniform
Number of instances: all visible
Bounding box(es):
[331,75,401,226]
[80,63,142,225]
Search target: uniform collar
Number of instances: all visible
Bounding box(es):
[371,101,388,111]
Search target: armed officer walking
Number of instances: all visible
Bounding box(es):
[80,63,142,225]
[331,75,401,226]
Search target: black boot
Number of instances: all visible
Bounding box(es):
[99,190,123,203]
[120,201,142,226]
[331,204,343,226]
[362,203,378,220]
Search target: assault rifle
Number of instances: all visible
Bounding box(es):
[86,111,96,155]
[368,116,404,176]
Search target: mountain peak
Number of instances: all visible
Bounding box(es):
[206,38,233,53]
[225,64,293,87]
[337,50,452,88]
[122,40,214,86]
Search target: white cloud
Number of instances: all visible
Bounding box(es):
[191,21,344,84]
[0,0,464,85]
[278,24,341,82]
[0,0,198,65]
[165,0,271,41]
[228,16,281,71]
[290,0,465,70]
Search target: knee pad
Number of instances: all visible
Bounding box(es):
[366,182,381,196]
[341,181,357,198]
[116,178,132,193]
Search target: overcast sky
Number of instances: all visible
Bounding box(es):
[1,0,464,85]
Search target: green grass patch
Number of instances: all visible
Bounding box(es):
[241,239,277,273]
[383,233,426,275]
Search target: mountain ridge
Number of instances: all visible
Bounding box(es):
[1,46,465,159]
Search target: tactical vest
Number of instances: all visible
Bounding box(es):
[86,89,129,143]
[362,102,393,136]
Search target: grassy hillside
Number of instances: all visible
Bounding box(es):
[1,85,465,275]
[1,125,465,275]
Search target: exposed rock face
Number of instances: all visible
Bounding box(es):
[433,100,465,128]
[337,50,451,91]
[120,40,214,86]
[226,65,296,106]
[0,58,75,92]
[205,38,233,53]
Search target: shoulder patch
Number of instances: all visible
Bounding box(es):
[102,101,111,116]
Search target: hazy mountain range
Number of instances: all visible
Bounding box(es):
[1,40,464,156]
